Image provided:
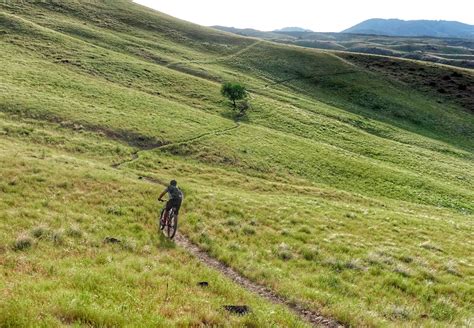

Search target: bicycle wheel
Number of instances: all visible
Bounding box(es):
[167,208,178,239]
[158,208,165,231]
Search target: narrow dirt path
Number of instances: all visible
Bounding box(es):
[174,234,342,328]
[167,40,263,67]
[158,123,240,151]
[111,123,342,327]
[111,123,240,169]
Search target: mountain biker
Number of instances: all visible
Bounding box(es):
[158,180,183,223]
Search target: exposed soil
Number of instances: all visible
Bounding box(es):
[0,108,166,150]
[174,234,343,328]
[57,119,166,150]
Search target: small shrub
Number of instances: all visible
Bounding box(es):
[367,252,394,265]
[280,229,290,236]
[419,241,443,252]
[242,226,256,235]
[225,218,238,226]
[387,305,411,320]
[106,206,124,216]
[121,239,137,252]
[298,226,311,234]
[31,226,50,239]
[394,265,412,277]
[324,258,346,272]
[276,243,293,261]
[301,246,319,261]
[345,259,365,271]
[141,245,152,254]
[444,261,461,277]
[51,230,65,245]
[399,255,414,263]
[278,250,293,261]
[66,225,83,238]
[13,235,33,251]
[56,181,70,189]
[344,212,357,219]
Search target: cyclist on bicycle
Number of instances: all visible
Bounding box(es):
[158,180,183,222]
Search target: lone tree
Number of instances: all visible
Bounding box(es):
[221,82,248,112]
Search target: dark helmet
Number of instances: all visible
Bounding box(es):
[170,180,177,186]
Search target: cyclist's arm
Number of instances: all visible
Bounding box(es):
[158,188,167,202]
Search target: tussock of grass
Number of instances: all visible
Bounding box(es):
[276,243,294,261]
[31,226,51,239]
[12,235,33,251]
[300,246,319,261]
[386,305,412,321]
[66,225,83,238]
[419,241,444,252]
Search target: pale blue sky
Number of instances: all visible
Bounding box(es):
[134,0,474,32]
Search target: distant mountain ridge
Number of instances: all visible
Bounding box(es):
[211,26,287,39]
[274,27,313,32]
[343,19,474,38]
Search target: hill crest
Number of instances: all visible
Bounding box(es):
[342,18,474,38]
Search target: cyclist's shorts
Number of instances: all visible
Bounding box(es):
[166,198,182,214]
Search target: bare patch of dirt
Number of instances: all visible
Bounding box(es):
[174,234,343,328]
[57,120,166,150]
[0,108,166,150]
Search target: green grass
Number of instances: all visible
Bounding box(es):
[1,0,473,327]
[0,118,306,327]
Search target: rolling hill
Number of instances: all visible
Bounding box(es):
[213,26,474,69]
[274,27,314,32]
[1,0,473,327]
[343,18,474,39]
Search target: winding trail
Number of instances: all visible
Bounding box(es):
[111,123,342,327]
[174,234,342,328]
[111,123,240,169]
[166,40,263,67]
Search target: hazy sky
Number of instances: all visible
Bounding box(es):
[134,0,474,32]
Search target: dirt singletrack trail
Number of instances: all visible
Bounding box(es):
[167,40,263,67]
[110,124,342,327]
[111,123,240,169]
[174,233,342,328]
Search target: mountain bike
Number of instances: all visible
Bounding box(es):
[158,201,178,239]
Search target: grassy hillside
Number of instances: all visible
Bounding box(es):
[342,19,474,39]
[213,26,474,69]
[1,0,473,327]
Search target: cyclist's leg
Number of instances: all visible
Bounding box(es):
[164,200,173,220]
[159,207,166,228]
[174,198,182,216]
